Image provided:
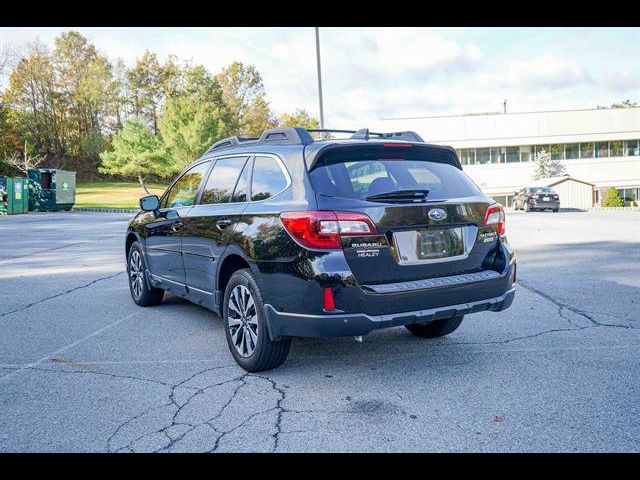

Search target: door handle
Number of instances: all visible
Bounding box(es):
[216,218,232,229]
[169,221,183,233]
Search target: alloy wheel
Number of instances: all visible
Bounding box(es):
[129,250,144,299]
[227,285,258,358]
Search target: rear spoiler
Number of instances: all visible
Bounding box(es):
[304,142,463,171]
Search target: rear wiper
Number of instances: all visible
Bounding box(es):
[365,189,430,202]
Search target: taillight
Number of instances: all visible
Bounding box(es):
[323,287,336,310]
[280,211,377,250]
[484,204,506,236]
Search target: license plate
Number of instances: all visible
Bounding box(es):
[394,227,465,264]
[543,196,550,201]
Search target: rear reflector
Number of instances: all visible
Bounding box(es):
[280,211,377,250]
[323,287,336,310]
[484,203,506,236]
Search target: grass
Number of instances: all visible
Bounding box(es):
[75,181,168,209]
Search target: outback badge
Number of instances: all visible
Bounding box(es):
[428,208,447,221]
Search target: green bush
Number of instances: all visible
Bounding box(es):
[602,187,625,207]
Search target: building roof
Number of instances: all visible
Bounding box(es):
[531,175,595,188]
[374,107,640,149]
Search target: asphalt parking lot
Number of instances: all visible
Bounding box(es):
[1,209,639,452]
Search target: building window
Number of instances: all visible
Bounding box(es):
[476,148,490,164]
[490,147,502,163]
[491,195,513,207]
[610,140,623,157]
[459,149,469,165]
[580,142,594,159]
[625,139,639,156]
[550,144,565,160]
[520,146,532,162]
[618,187,639,206]
[595,142,609,158]
[565,143,579,159]
[505,146,519,163]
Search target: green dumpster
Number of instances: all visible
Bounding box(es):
[5,177,29,215]
[27,168,76,212]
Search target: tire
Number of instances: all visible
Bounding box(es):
[553,208,559,212]
[405,314,464,338]
[223,268,291,372]
[127,242,164,307]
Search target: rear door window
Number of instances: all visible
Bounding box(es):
[310,158,480,200]
[200,156,249,204]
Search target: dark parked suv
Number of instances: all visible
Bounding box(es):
[125,128,516,371]
[513,187,560,212]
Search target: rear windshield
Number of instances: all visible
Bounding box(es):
[309,158,481,200]
[530,187,555,194]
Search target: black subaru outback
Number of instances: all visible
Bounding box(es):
[125,128,516,371]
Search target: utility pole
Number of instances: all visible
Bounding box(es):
[315,27,325,136]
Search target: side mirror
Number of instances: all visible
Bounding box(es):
[140,195,160,212]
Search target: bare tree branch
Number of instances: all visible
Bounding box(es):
[3,149,45,173]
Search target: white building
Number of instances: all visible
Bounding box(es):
[374,107,640,207]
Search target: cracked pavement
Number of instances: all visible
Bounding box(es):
[1,210,639,452]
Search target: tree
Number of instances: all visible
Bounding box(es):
[3,41,65,156]
[597,99,639,109]
[0,42,22,80]
[4,32,114,159]
[159,65,229,172]
[602,187,625,207]
[2,141,45,173]
[127,51,164,135]
[241,96,277,137]
[216,62,275,136]
[278,109,320,130]
[54,32,114,158]
[99,117,170,193]
[532,148,565,180]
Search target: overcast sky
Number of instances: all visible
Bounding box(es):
[2,27,638,127]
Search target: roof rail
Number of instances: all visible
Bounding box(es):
[205,136,259,155]
[204,127,425,155]
[375,131,425,142]
[258,127,314,145]
[307,129,357,136]
[205,128,314,154]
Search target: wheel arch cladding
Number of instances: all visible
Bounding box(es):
[125,231,139,257]
[218,254,251,298]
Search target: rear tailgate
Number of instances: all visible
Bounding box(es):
[308,143,501,285]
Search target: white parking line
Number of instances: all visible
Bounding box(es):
[0,310,142,383]
[0,342,638,370]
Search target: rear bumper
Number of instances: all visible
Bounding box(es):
[530,200,560,209]
[263,286,515,338]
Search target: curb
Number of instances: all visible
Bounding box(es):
[73,207,137,214]
[589,207,640,211]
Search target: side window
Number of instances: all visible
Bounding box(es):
[162,161,210,209]
[232,157,252,203]
[201,156,248,205]
[251,156,289,201]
